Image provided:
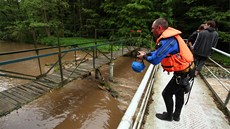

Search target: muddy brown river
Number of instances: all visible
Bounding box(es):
[0,40,146,129]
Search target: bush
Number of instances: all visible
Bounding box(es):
[38,36,58,46]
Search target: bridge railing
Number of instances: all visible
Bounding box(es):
[0,38,138,84]
[117,64,159,129]
[200,47,230,115]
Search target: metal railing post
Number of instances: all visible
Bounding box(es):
[95,29,98,58]
[122,41,124,55]
[92,46,98,79]
[111,43,113,60]
[32,27,42,75]
[109,62,114,81]
[35,48,43,75]
[224,91,230,106]
[109,43,114,81]
[57,28,64,85]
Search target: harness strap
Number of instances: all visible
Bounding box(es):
[185,77,195,105]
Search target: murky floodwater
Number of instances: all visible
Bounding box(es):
[0,79,123,129]
[0,40,145,129]
[0,40,88,91]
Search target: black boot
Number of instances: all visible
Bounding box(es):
[156,112,173,121]
[173,113,180,121]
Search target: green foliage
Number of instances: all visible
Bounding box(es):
[113,0,171,48]
[0,0,229,48]
[97,44,121,53]
[29,22,50,28]
[38,36,122,52]
[0,0,229,66]
[218,31,230,42]
[38,36,95,46]
[186,6,211,20]
[5,21,33,42]
[175,0,230,42]
[211,52,230,66]
[38,36,58,46]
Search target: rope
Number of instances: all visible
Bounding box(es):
[185,77,195,105]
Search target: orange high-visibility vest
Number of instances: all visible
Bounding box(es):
[156,27,194,72]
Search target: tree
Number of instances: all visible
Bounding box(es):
[0,0,25,41]
[172,0,230,43]
[0,0,228,47]
[111,0,173,46]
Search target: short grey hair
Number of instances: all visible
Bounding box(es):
[153,18,168,29]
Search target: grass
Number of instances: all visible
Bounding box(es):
[210,52,230,66]
[39,36,96,46]
[38,36,121,52]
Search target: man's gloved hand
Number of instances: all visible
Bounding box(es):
[137,51,146,60]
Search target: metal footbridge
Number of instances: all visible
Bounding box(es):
[118,48,230,129]
[0,38,138,117]
[0,39,229,129]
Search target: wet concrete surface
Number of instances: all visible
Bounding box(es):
[143,66,230,129]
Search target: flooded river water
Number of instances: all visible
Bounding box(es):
[0,41,146,129]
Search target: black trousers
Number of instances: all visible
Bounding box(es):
[162,75,185,116]
[194,54,208,71]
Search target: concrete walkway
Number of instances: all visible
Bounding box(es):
[143,66,230,129]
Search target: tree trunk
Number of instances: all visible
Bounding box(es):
[77,0,83,29]
[41,0,50,37]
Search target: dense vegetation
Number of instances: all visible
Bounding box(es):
[0,0,229,48]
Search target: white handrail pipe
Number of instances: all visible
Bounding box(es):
[117,64,154,129]
[212,47,230,57]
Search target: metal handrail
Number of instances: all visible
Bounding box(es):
[117,47,230,128]
[0,38,136,82]
[133,65,158,129]
[201,47,230,111]
[0,39,116,56]
[0,40,127,66]
[117,64,158,129]
[212,47,230,57]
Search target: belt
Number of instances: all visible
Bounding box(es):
[175,62,195,73]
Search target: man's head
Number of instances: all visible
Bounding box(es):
[151,18,168,37]
[204,20,216,29]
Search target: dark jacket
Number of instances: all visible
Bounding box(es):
[193,27,218,57]
[188,30,198,44]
